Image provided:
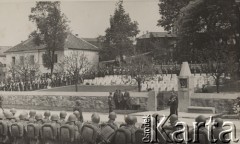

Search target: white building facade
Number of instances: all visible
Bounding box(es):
[4,33,99,76]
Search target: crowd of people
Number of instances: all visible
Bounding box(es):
[0,74,82,91]
[0,107,230,144]
[108,89,132,112]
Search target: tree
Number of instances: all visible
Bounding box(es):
[123,55,154,92]
[176,0,240,92]
[158,0,191,32]
[102,0,139,61]
[61,51,90,92]
[8,56,41,82]
[29,1,69,77]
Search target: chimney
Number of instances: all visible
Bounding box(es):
[75,34,78,37]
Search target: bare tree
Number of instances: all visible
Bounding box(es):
[8,56,41,82]
[123,55,154,92]
[61,51,90,92]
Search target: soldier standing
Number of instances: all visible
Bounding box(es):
[113,90,119,110]
[123,89,131,110]
[167,90,178,116]
[73,100,84,122]
[108,92,114,113]
[118,90,124,110]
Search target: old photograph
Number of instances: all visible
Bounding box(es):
[0,0,240,143]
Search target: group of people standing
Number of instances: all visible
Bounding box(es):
[0,74,82,91]
[108,89,132,113]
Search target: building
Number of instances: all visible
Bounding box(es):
[4,33,99,75]
[0,46,12,81]
[136,32,176,64]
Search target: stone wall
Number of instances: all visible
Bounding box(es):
[190,93,240,113]
[0,92,148,111]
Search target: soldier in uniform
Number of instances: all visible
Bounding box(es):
[108,92,114,113]
[29,110,37,123]
[113,90,119,109]
[117,90,124,110]
[4,111,15,144]
[167,90,178,116]
[41,114,60,144]
[0,113,8,144]
[63,114,80,144]
[106,112,118,130]
[59,111,67,125]
[81,113,102,144]
[73,100,84,122]
[213,118,230,144]
[123,89,131,110]
[189,115,210,144]
[10,108,17,117]
[43,111,51,123]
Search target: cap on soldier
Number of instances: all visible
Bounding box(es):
[10,108,16,114]
[169,114,178,123]
[19,113,25,120]
[214,118,223,126]
[0,113,5,119]
[73,111,80,117]
[4,111,13,119]
[35,113,43,120]
[125,115,134,125]
[51,114,59,121]
[29,110,36,117]
[44,110,51,117]
[109,112,117,120]
[68,114,77,122]
[195,115,206,123]
[60,111,67,118]
[91,113,100,123]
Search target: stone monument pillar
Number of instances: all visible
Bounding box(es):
[178,62,194,112]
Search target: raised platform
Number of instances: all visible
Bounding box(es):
[131,108,221,119]
[188,106,215,114]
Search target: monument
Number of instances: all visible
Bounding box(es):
[178,62,194,112]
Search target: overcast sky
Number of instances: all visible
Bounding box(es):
[0,0,164,46]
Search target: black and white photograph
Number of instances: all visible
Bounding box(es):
[0,0,240,143]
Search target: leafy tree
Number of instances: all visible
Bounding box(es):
[29,1,69,77]
[176,0,240,92]
[123,55,154,92]
[102,0,139,61]
[158,0,191,32]
[60,51,90,92]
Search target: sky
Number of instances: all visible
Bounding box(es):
[0,0,164,46]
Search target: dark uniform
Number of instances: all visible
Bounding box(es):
[168,91,178,116]
[108,93,114,113]
[73,100,84,122]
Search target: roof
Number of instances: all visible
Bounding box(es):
[137,32,176,39]
[82,38,100,47]
[5,33,99,53]
[0,46,12,57]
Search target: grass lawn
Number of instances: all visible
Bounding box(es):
[38,85,138,92]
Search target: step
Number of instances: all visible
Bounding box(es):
[188,106,215,114]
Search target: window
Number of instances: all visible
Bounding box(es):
[30,55,34,65]
[20,56,24,65]
[12,57,15,65]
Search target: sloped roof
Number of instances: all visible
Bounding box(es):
[5,33,99,53]
[137,32,176,39]
[0,46,12,56]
